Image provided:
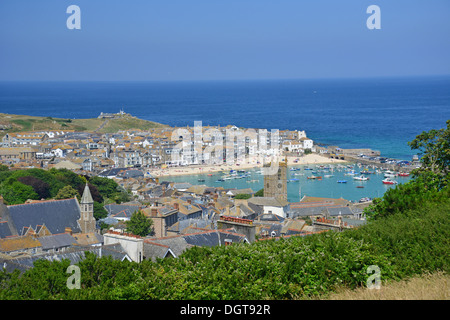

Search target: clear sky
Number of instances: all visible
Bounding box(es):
[1,0,449,81]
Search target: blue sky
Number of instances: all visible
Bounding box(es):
[1,0,449,81]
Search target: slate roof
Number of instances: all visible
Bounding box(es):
[145,237,192,257]
[289,206,327,217]
[98,167,128,177]
[143,241,176,262]
[144,229,248,258]
[173,183,193,190]
[183,229,248,247]
[38,233,78,250]
[80,184,94,204]
[248,197,289,207]
[7,198,82,236]
[0,258,31,273]
[1,244,130,273]
[104,204,141,219]
[326,206,354,217]
[0,221,13,238]
[119,169,144,179]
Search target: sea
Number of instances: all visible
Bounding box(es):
[1,76,449,201]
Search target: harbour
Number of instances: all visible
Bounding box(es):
[162,161,412,203]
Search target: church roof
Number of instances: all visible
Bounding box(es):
[81,184,94,204]
[7,198,82,236]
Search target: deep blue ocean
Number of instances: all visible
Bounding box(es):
[0,76,449,160]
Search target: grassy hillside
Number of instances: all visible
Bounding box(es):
[324,272,449,300]
[0,113,167,137]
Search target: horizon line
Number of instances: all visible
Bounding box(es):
[1,74,450,83]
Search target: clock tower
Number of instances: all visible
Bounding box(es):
[263,157,287,201]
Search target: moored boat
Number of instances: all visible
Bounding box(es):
[382,178,398,185]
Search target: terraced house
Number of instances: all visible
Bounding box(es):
[2,132,48,147]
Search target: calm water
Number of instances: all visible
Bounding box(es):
[0,77,447,201]
[163,163,411,202]
[1,76,449,159]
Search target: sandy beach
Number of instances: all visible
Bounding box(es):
[149,154,347,177]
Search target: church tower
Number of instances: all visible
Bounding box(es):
[78,183,96,233]
[263,157,288,201]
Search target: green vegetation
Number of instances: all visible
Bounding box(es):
[234,193,252,200]
[0,123,448,300]
[54,185,80,200]
[254,188,264,197]
[125,210,153,237]
[364,120,450,220]
[0,167,128,220]
[0,112,166,138]
[0,198,447,299]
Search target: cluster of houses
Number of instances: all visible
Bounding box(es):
[0,172,367,272]
[0,124,315,172]
[0,124,368,273]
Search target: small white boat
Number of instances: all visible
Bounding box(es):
[384,170,398,178]
[353,175,369,181]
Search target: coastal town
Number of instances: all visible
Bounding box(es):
[0,112,418,271]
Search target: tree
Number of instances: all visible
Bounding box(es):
[89,176,119,199]
[254,188,264,197]
[0,181,39,205]
[54,185,80,200]
[125,210,153,237]
[49,168,85,191]
[365,121,450,220]
[17,176,50,199]
[8,168,64,198]
[76,183,103,203]
[408,119,450,187]
[93,202,108,220]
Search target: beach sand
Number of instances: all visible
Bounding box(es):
[149,154,347,177]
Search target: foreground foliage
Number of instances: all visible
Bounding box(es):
[0,198,448,300]
[0,167,129,219]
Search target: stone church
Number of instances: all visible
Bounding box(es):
[0,183,97,239]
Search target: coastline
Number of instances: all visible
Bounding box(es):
[149,154,347,178]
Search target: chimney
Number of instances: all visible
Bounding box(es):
[65,227,73,235]
[187,199,192,204]
[151,208,158,216]
[235,203,241,216]
[173,202,179,210]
